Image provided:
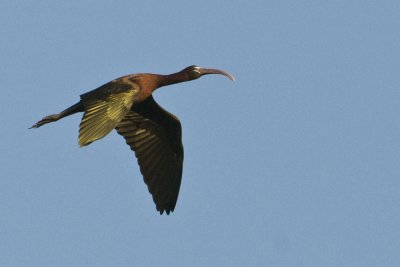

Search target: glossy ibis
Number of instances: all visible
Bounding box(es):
[31,65,235,214]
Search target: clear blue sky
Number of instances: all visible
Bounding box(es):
[1,1,400,266]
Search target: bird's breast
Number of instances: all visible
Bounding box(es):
[130,74,160,103]
[135,87,154,103]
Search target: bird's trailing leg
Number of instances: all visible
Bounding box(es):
[30,101,84,129]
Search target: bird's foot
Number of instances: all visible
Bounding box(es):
[29,114,60,129]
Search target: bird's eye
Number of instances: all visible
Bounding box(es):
[192,67,201,77]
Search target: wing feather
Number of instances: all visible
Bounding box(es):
[78,78,139,146]
[115,96,183,214]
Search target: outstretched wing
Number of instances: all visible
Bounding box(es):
[79,77,139,146]
[115,96,184,214]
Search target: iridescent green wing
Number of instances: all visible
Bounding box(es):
[115,96,184,214]
[79,77,140,146]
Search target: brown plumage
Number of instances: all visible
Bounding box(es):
[31,65,235,214]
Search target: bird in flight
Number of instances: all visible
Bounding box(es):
[31,65,235,214]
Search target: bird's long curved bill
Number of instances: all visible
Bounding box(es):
[199,68,236,81]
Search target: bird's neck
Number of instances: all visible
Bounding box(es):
[156,70,191,88]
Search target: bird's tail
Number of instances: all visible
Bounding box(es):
[30,101,84,129]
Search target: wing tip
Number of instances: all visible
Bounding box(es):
[156,201,175,215]
[158,207,174,215]
[78,137,93,147]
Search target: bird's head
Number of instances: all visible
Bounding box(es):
[183,65,235,81]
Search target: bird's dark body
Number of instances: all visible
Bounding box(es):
[31,65,234,214]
